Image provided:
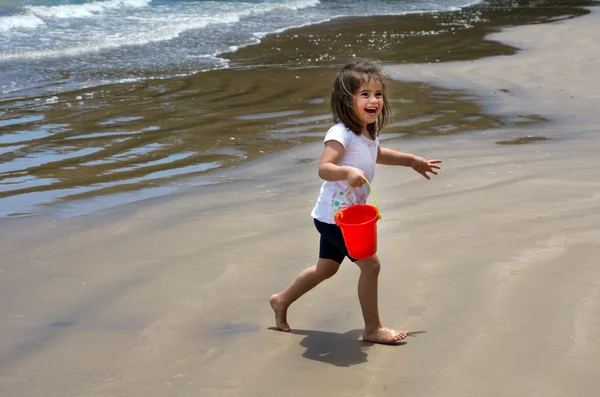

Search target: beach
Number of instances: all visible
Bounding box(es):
[1,0,594,217]
[1,3,600,397]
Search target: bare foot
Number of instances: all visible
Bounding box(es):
[362,327,407,344]
[269,294,291,332]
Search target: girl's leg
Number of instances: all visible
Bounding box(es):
[355,255,407,344]
[270,258,340,332]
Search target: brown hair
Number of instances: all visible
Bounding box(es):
[330,58,391,138]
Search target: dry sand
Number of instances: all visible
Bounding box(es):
[1,8,600,397]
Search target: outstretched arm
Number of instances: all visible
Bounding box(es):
[377,147,442,180]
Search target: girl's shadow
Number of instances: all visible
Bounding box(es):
[269,328,420,367]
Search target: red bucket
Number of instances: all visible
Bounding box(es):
[334,204,380,259]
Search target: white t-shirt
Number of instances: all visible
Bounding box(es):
[311,123,379,224]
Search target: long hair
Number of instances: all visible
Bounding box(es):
[330,58,391,138]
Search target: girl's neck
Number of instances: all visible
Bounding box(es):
[361,130,375,141]
[360,124,375,140]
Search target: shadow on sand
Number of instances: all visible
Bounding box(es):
[268,328,426,367]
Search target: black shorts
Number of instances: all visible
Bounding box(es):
[314,218,357,264]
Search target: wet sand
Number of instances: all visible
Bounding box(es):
[1,1,594,217]
[1,6,600,397]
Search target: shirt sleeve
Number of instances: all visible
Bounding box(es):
[323,124,351,149]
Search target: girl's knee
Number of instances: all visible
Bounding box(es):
[321,267,339,279]
[356,256,380,276]
[316,259,340,279]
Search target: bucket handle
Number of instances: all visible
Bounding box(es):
[334,179,381,220]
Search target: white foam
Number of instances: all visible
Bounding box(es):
[0,12,240,60]
[0,14,45,32]
[0,0,321,60]
[25,0,151,19]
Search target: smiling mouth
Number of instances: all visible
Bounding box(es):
[365,107,378,116]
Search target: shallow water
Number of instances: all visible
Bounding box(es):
[0,0,596,217]
[0,0,481,98]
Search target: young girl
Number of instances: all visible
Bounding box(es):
[270,59,442,345]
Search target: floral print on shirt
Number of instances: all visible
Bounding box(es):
[330,185,369,218]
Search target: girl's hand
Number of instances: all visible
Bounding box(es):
[346,167,368,188]
[411,157,442,180]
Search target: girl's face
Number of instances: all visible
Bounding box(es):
[353,78,384,132]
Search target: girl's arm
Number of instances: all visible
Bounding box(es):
[377,146,442,180]
[376,147,416,167]
[318,141,368,188]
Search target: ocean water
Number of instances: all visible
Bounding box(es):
[0,0,595,218]
[0,0,481,98]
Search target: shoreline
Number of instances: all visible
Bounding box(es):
[386,7,600,134]
[1,1,597,218]
[1,7,600,396]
